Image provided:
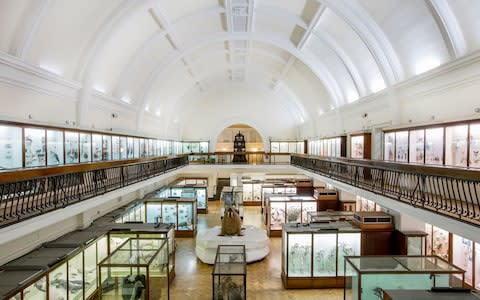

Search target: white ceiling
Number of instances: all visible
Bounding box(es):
[0,0,479,137]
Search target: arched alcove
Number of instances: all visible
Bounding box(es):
[215,124,265,152]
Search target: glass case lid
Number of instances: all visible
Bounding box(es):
[347,256,465,273]
[0,269,45,298]
[100,238,166,266]
[213,263,246,275]
[109,223,174,233]
[283,222,360,233]
[47,229,107,247]
[5,247,80,268]
[268,196,290,201]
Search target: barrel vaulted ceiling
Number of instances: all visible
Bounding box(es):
[0,0,479,138]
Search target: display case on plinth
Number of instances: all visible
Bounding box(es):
[143,198,197,237]
[353,211,394,255]
[281,222,361,289]
[212,245,246,300]
[99,238,169,300]
[266,195,317,237]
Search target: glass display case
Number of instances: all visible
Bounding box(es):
[242,181,263,205]
[261,183,297,214]
[99,238,169,300]
[396,231,427,256]
[212,245,246,300]
[344,256,465,300]
[119,136,127,159]
[80,133,91,163]
[47,130,64,166]
[281,223,361,288]
[144,198,197,237]
[112,136,120,160]
[409,129,425,163]
[445,125,468,167]
[266,195,317,236]
[102,135,111,161]
[452,234,473,286]
[92,134,102,162]
[470,123,480,168]
[65,131,79,164]
[351,136,364,159]
[221,186,243,209]
[24,128,46,167]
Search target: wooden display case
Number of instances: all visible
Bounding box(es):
[313,188,338,211]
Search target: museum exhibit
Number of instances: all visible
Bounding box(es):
[0,1,480,299]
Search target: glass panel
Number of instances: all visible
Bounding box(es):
[178,203,193,230]
[432,226,449,260]
[351,136,364,159]
[270,202,285,230]
[200,141,208,153]
[92,134,102,161]
[191,142,200,153]
[288,234,312,277]
[301,202,316,223]
[102,135,111,160]
[0,125,22,169]
[313,233,337,277]
[25,128,46,167]
[338,233,361,276]
[196,189,207,209]
[24,276,47,300]
[80,133,91,163]
[336,138,341,157]
[288,143,296,153]
[46,130,63,166]
[243,184,253,202]
[112,136,120,160]
[271,142,280,153]
[148,139,154,156]
[139,138,146,157]
[65,131,79,164]
[119,136,127,159]
[409,129,425,163]
[49,263,67,300]
[286,202,302,223]
[452,234,473,285]
[470,123,480,168]
[97,235,108,261]
[84,242,97,298]
[68,252,83,300]
[361,274,438,299]
[279,142,288,153]
[162,203,177,227]
[425,127,443,165]
[384,132,395,161]
[445,125,468,167]
[407,236,423,255]
[127,137,134,159]
[134,138,139,158]
[395,131,408,162]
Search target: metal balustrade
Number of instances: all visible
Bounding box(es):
[0,156,188,228]
[188,152,291,165]
[291,154,480,227]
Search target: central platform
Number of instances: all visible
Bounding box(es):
[195,225,270,264]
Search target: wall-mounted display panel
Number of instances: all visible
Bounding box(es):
[102,135,111,161]
[384,132,395,161]
[0,125,22,169]
[112,136,120,160]
[469,123,480,168]
[351,136,364,159]
[452,234,473,286]
[79,133,91,163]
[395,131,408,162]
[92,134,102,162]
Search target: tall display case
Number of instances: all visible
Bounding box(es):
[395,231,427,256]
[109,223,176,282]
[281,223,361,288]
[242,180,263,206]
[156,185,208,214]
[344,256,465,300]
[260,183,296,213]
[99,238,169,300]
[144,198,197,237]
[350,133,371,159]
[266,195,317,237]
[212,245,246,300]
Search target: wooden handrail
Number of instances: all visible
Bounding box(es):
[292,154,480,181]
[0,155,188,184]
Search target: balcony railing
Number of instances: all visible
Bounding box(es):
[291,154,480,227]
[0,155,188,228]
[188,152,291,165]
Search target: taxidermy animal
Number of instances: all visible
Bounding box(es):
[221,207,242,236]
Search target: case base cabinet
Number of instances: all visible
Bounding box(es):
[281,273,345,288]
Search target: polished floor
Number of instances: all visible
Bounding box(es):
[169,201,344,299]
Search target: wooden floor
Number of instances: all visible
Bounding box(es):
[170,201,344,299]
